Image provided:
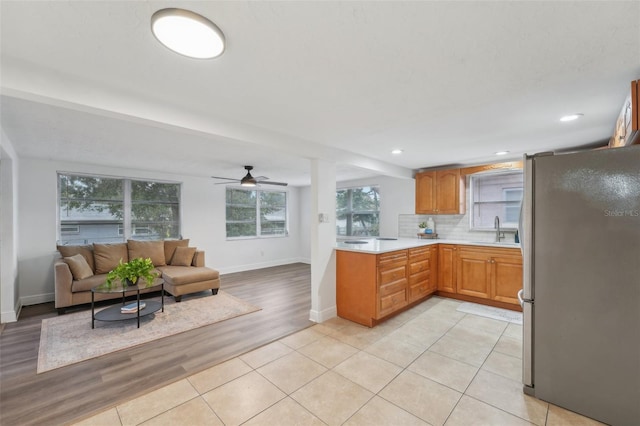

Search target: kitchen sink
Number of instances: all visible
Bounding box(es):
[343,240,369,244]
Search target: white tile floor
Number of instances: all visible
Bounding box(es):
[73,297,604,426]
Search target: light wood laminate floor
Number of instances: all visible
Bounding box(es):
[0,263,313,426]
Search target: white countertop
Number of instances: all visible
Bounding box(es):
[335,237,521,254]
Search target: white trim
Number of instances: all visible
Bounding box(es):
[20,292,55,306]
[216,258,307,275]
[309,305,337,323]
[1,299,21,323]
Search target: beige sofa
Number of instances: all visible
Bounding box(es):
[55,239,220,314]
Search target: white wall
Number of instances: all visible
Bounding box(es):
[337,175,415,237]
[298,185,312,263]
[1,128,21,322]
[16,158,306,305]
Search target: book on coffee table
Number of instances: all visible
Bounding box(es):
[121,301,146,314]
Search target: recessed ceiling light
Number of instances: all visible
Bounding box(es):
[151,8,225,59]
[391,149,403,154]
[495,151,509,156]
[560,113,584,122]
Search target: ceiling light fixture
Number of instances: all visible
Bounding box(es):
[151,8,225,59]
[560,113,584,122]
[391,149,404,155]
[495,151,510,156]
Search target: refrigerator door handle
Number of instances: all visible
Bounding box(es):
[517,289,524,308]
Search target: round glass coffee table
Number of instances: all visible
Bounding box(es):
[91,278,164,329]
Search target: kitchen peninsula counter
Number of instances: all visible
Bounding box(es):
[336,238,522,327]
[335,238,520,253]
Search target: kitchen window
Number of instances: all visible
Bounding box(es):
[470,171,523,230]
[336,186,380,237]
[58,173,181,244]
[226,188,288,238]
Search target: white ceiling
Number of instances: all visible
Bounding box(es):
[1,1,639,186]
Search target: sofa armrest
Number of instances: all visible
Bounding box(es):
[193,250,205,267]
[54,261,74,308]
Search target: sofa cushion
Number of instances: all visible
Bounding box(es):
[164,239,189,264]
[71,274,108,293]
[57,244,95,272]
[93,243,129,274]
[127,240,166,266]
[170,247,197,266]
[64,254,94,280]
[160,266,219,286]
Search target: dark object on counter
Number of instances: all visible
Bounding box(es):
[344,240,368,244]
[515,230,520,243]
[376,237,398,241]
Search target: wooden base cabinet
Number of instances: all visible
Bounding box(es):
[453,245,523,307]
[337,247,437,327]
[438,244,457,293]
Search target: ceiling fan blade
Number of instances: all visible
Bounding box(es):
[214,181,240,185]
[211,176,239,181]
[257,180,288,186]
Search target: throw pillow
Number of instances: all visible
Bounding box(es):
[64,254,94,280]
[93,243,129,274]
[163,239,189,264]
[127,240,166,266]
[57,244,95,272]
[170,246,197,266]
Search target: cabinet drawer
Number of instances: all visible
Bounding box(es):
[379,288,407,315]
[409,259,430,275]
[408,246,430,259]
[378,250,408,266]
[379,278,407,297]
[409,280,431,301]
[379,265,407,286]
[408,270,429,285]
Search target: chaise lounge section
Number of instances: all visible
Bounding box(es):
[55,239,220,314]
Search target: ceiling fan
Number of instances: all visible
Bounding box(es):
[211,165,288,187]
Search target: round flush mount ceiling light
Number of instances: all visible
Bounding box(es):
[495,151,510,156]
[151,8,225,59]
[560,113,584,122]
[391,149,404,155]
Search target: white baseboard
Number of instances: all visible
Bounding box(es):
[20,292,54,306]
[218,258,309,275]
[1,299,22,323]
[309,305,337,323]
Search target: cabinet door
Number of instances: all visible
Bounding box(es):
[435,169,462,214]
[491,254,523,305]
[415,171,436,214]
[438,244,456,293]
[456,249,491,299]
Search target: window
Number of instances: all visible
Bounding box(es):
[470,171,523,229]
[58,173,180,244]
[336,186,380,237]
[226,188,288,238]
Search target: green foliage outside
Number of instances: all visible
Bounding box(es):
[226,188,287,237]
[59,174,180,240]
[336,186,380,236]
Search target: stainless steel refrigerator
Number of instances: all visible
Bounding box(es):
[518,146,640,426]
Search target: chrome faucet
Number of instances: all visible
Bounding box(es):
[494,216,502,242]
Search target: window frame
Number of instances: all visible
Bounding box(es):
[469,170,523,231]
[225,186,289,240]
[57,172,181,244]
[336,185,380,237]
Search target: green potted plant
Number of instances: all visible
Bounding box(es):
[418,222,427,233]
[105,257,158,288]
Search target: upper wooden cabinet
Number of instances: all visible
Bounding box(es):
[415,169,465,214]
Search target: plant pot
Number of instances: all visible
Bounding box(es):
[125,278,137,287]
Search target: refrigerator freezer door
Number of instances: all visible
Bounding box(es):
[521,155,535,301]
[532,146,640,425]
[522,301,533,390]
